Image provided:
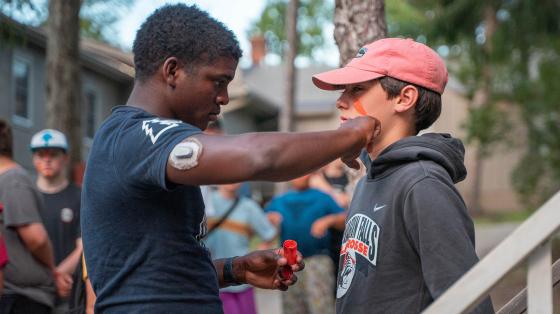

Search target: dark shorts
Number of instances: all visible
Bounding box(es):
[0,294,52,314]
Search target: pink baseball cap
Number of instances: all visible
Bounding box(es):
[312,38,448,94]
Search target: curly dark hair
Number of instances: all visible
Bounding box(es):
[132,4,243,81]
[0,119,13,158]
[378,77,442,134]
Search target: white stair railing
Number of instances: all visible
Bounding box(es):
[422,190,560,314]
[497,258,560,314]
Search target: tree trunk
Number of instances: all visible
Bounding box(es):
[468,5,497,215]
[334,0,387,66]
[280,0,298,133]
[277,0,299,194]
[46,0,82,175]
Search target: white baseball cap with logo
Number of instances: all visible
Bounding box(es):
[30,129,68,152]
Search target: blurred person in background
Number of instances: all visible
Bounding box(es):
[309,159,352,296]
[0,119,69,313]
[201,121,254,216]
[201,121,223,216]
[0,203,8,296]
[204,182,276,314]
[66,255,96,314]
[30,129,83,314]
[310,159,351,209]
[266,174,345,314]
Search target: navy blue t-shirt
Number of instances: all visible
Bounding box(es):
[81,106,221,313]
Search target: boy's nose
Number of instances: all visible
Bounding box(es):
[336,97,350,110]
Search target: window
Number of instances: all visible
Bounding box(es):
[84,89,98,139]
[12,58,32,124]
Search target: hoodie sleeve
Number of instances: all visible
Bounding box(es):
[403,177,494,313]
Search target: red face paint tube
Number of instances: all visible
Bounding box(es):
[281,240,298,280]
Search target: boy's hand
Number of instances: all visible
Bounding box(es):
[311,216,332,238]
[267,212,283,226]
[339,116,381,169]
[233,248,305,291]
[53,269,73,297]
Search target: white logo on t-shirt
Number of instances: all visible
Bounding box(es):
[337,249,356,298]
[337,214,380,298]
[340,214,380,266]
[373,203,386,212]
[197,213,208,241]
[60,207,74,223]
[141,118,181,144]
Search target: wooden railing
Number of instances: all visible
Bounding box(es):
[422,190,560,314]
[497,258,560,314]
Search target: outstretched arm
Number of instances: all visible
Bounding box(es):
[167,117,380,186]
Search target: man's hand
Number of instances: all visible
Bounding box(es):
[53,269,73,298]
[233,248,305,291]
[339,116,381,169]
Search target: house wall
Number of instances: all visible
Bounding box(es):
[0,43,131,172]
[1,43,47,172]
[431,89,524,212]
[222,109,258,134]
[295,113,339,132]
[81,69,131,159]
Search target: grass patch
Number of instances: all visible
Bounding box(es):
[473,209,534,224]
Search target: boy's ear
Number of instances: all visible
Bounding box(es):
[394,85,418,113]
[161,57,182,89]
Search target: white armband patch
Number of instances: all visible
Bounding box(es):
[169,138,203,170]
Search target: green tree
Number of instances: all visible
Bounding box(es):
[1,0,133,44]
[406,0,560,209]
[248,0,333,60]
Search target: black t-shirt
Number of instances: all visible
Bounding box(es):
[82,106,221,313]
[323,172,349,192]
[39,183,81,265]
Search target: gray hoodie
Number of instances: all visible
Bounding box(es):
[336,133,494,314]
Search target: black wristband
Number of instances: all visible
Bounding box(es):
[223,257,242,285]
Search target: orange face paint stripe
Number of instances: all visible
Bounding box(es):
[353,99,368,116]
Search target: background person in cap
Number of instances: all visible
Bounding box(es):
[312,38,494,313]
[81,4,379,313]
[0,120,66,313]
[30,129,82,313]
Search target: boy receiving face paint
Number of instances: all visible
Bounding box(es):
[312,38,494,313]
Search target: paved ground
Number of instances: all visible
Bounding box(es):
[475,222,520,257]
[255,222,522,314]
[255,288,282,314]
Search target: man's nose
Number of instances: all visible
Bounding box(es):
[217,89,229,106]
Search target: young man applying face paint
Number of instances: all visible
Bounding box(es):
[80,4,380,313]
[313,38,494,313]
